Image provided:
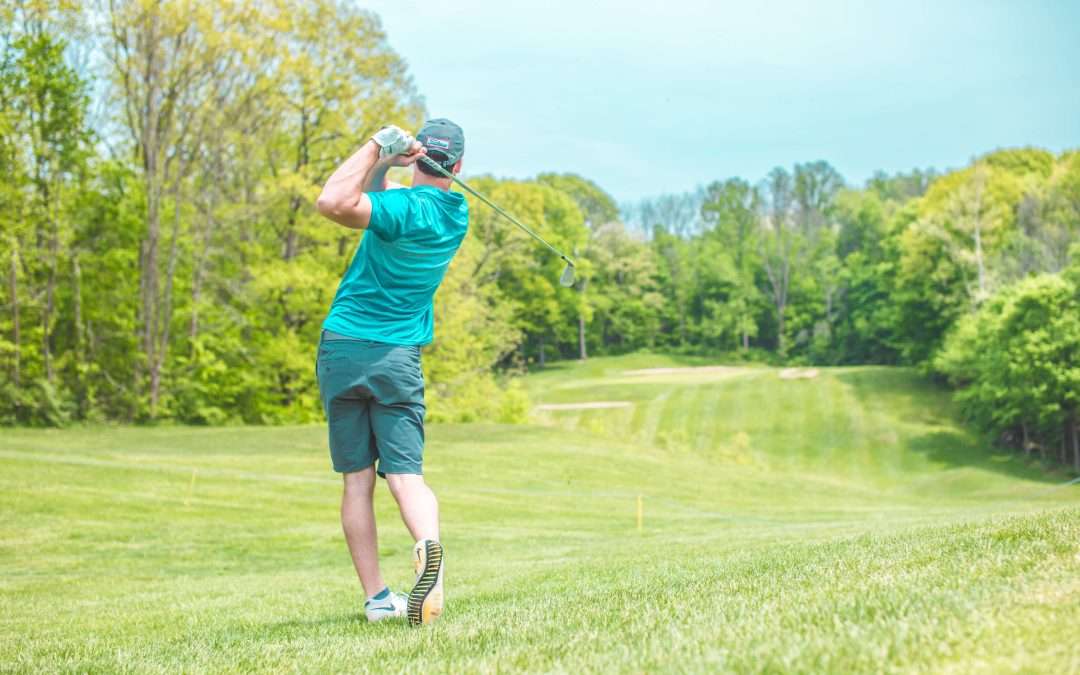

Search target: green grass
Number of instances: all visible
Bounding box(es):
[3,355,1079,673]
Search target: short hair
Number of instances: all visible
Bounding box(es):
[417,151,457,177]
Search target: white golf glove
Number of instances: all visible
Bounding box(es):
[371,125,414,158]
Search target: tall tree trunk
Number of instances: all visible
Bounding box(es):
[283,109,309,263]
[141,156,161,393]
[538,335,546,368]
[189,254,204,342]
[137,9,163,405]
[973,218,985,299]
[577,278,588,360]
[578,313,587,360]
[73,255,84,362]
[148,179,183,416]
[776,305,787,356]
[971,164,987,301]
[1072,413,1079,473]
[8,241,18,387]
[761,233,791,358]
[42,211,58,384]
[73,254,86,416]
[189,202,214,342]
[1059,422,1066,465]
[284,218,299,261]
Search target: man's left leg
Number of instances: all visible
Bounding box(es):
[385,473,439,541]
[386,473,444,626]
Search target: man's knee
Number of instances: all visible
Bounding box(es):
[342,466,376,496]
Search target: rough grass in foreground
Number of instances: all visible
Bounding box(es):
[2,356,1078,673]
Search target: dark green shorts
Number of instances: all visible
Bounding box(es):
[316,330,426,476]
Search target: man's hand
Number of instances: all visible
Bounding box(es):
[372,126,426,168]
[385,140,426,167]
[372,126,415,158]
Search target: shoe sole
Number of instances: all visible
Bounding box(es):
[408,540,444,626]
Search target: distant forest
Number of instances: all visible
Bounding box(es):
[2,2,1077,469]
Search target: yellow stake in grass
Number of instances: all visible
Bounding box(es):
[636,494,643,532]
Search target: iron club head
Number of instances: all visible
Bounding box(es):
[559,260,575,288]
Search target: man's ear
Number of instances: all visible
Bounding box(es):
[452,159,463,175]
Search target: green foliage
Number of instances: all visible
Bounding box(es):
[0,3,1078,474]
[581,222,664,354]
[866,167,937,202]
[936,265,1080,466]
[460,176,588,365]
[423,228,525,422]
[535,172,619,227]
[0,377,72,426]
[979,146,1055,179]
[885,150,1080,368]
[0,15,95,423]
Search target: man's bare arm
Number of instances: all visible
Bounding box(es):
[363,153,393,194]
[315,141,380,229]
[316,128,427,229]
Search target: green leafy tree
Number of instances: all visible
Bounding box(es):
[463,177,587,366]
[701,178,762,351]
[0,5,92,424]
[936,266,1080,468]
[585,223,662,354]
[536,173,618,359]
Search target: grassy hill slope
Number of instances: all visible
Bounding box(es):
[2,355,1078,672]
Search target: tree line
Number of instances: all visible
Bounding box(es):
[1,2,1077,470]
[594,152,1078,470]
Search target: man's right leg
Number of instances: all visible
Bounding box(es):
[386,473,444,625]
[366,346,442,625]
[341,467,385,596]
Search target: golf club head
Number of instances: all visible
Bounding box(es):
[559,262,575,287]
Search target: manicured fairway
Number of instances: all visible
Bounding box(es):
[3,355,1078,673]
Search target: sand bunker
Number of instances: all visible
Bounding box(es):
[534,401,634,411]
[622,366,745,377]
[779,368,819,380]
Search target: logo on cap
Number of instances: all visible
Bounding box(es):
[426,137,451,150]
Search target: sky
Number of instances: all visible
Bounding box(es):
[362,0,1080,203]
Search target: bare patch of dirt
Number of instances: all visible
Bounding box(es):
[778,368,820,380]
[621,366,746,377]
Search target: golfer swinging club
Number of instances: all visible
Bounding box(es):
[314,119,467,625]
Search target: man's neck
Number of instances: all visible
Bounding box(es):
[412,171,453,191]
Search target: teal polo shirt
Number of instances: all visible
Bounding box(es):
[323,186,469,345]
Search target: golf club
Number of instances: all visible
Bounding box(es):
[418,154,576,287]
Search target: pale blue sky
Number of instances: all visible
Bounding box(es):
[363,0,1080,202]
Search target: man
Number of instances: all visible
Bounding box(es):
[313,119,468,626]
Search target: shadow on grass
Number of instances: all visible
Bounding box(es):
[904,430,1057,485]
[835,368,1059,485]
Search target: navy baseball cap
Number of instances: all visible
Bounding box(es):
[417,118,464,170]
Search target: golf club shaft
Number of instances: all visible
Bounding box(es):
[418,155,574,266]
